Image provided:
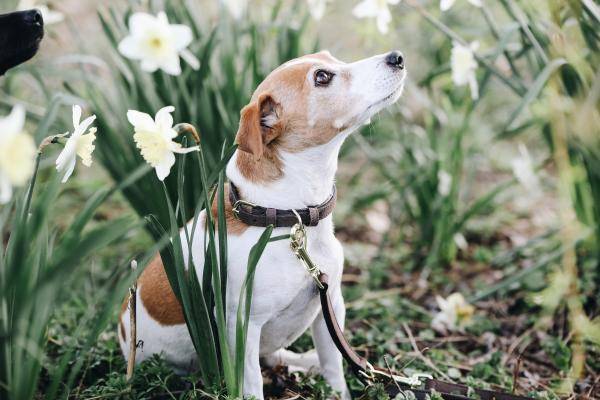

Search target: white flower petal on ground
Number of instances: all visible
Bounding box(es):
[127,106,199,181]
[440,0,482,11]
[352,0,400,34]
[18,0,64,25]
[55,105,97,183]
[0,105,37,204]
[451,41,479,100]
[431,293,474,333]
[511,143,539,189]
[118,11,199,76]
[308,0,327,20]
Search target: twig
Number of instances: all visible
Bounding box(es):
[402,323,453,382]
[384,355,402,394]
[511,354,522,394]
[126,260,138,381]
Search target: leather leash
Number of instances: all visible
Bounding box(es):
[289,213,533,400]
[230,184,533,399]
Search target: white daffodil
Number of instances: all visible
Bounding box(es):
[440,0,482,11]
[118,12,199,76]
[451,41,479,100]
[431,293,475,333]
[308,0,328,20]
[511,143,539,189]
[55,105,97,183]
[18,0,64,25]
[437,170,452,196]
[0,105,37,204]
[127,106,199,181]
[352,0,401,34]
[221,0,247,20]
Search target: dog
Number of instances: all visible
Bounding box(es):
[119,50,406,399]
[0,9,44,76]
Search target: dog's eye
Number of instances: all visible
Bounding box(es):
[314,70,334,87]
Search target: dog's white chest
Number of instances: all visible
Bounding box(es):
[220,218,344,355]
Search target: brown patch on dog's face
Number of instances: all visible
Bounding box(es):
[138,254,185,326]
[235,50,406,182]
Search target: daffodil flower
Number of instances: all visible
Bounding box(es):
[221,0,247,20]
[118,12,199,76]
[0,105,37,204]
[451,41,479,100]
[308,0,328,20]
[18,0,64,25]
[127,106,199,181]
[55,105,97,183]
[440,0,482,12]
[431,293,474,333]
[352,0,400,34]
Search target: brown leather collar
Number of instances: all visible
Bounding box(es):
[229,181,336,227]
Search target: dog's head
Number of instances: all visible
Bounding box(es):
[236,50,406,159]
[0,9,44,76]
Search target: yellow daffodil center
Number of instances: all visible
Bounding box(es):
[76,128,97,167]
[134,131,170,167]
[0,133,36,185]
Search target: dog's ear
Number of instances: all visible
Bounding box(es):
[236,94,280,160]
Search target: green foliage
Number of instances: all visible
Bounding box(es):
[0,101,158,400]
[66,0,315,229]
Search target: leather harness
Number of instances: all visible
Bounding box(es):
[229,182,533,400]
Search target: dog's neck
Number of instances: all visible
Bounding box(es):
[226,132,350,210]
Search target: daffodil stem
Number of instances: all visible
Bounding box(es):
[174,123,201,145]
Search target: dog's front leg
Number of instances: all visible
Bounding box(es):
[312,289,350,399]
[237,321,264,399]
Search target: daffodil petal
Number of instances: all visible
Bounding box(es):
[0,104,25,139]
[61,157,77,183]
[180,49,200,70]
[140,59,159,73]
[160,56,182,76]
[56,138,77,171]
[118,36,142,60]
[172,145,199,154]
[154,151,175,181]
[127,110,156,132]
[155,106,175,132]
[72,105,82,128]
[440,0,456,10]
[0,173,12,204]
[376,7,391,34]
[352,0,378,18]
[129,12,156,36]
[74,114,97,138]
[170,24,193,50]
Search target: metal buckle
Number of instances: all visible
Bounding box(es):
[290,210,324,289]
[232,199,256,220]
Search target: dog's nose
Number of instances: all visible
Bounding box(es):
[24,9,44,27]
[385,51,404,70]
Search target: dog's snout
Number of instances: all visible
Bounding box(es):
[385,51,404,70]
[24,9,44,27]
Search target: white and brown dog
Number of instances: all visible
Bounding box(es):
[119,50,406,399]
